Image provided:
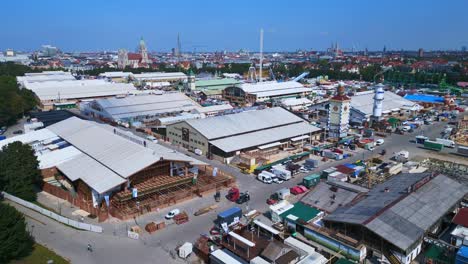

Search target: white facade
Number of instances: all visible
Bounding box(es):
[328,98,350,139]
[372,84,385,121]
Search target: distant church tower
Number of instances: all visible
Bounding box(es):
[328,85,350,140]
[117,49,128,69]
[139,37,150,64]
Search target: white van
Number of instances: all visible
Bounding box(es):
[257,171,274,184]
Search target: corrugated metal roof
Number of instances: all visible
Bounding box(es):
[24,79,137,101]
[37,146,82,169]
[365,175,466,251]
[253,87,313,99]
[131,72,186,81]
[351,91,421,116]
[0,128,57,149]
[325,174,467,251]
[49,117,166,178]
[195,78,241,88]
[210,122,320,153]
[57,153,126,194]
[17,71,76,84]
[241,81,304,93]
[186,107,305,140]
[195,104,233,113]
[95,93,201,119]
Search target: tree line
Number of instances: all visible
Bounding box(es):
[0,62,39,127]
[0,142,42,262]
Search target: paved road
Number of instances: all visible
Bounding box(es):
[12,119,459,263]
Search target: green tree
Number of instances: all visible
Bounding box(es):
[0,74,39,127]
[0,203,34,263]
[0,142,41,201]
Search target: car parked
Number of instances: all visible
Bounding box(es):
[272,177,284,184]
[236,192,250,204]
[290,186,305,195]
[165,209,181,219]
[146,135,158,143]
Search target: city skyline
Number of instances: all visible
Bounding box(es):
[1,0,468,52]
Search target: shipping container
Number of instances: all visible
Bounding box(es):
[328,172,347,182]
[321,167,337,178]
[424,140,444,151]
[217,207,242,227]
[304,159,319,168]
[303,174,321,188]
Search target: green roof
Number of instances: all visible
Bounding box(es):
[335,258,357,264]
[195,78,240,89]
[424,245,453,263]
[280,202,321,223]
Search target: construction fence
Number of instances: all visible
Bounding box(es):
[1,191,103,233]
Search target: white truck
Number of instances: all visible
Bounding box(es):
[272,165,292,181]
[435,138,455,148]
[257,171,274,184]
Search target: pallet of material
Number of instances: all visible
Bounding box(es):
[194,204,218,216]
[174,211,189,225]
[145,221,165,234]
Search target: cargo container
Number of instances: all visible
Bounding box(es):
[328,172,347,182]
[424,140,444,151]
[304,159,319,168]
[323,150,343,160]
[435,138,455,148]
[217,207,242,227]
[321,167,337,179]
[303,174,320,188]
[276,188,291,200]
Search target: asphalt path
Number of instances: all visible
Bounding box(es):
[7,119,458,263]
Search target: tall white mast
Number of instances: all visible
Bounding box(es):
[259,28,263,82]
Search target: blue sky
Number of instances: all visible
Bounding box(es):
[1,0,467,52]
